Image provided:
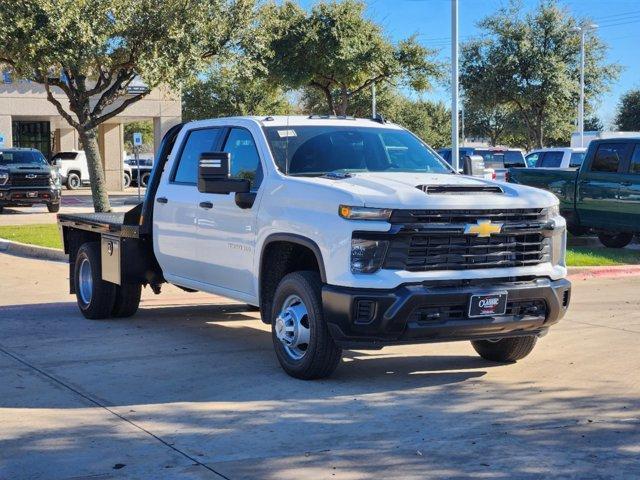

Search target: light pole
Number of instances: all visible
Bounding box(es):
[451,0,459,171]
[574,23,598,147]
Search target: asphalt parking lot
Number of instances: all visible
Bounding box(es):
[1,253,639,480]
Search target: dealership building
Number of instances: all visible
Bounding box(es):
[0,80,181,190]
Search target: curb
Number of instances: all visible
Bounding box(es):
[568,265,640,280]
[0,239,67,263]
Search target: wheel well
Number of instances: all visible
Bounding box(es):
[259,240,322,324]
[67,170,81,176]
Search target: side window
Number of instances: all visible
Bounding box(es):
[591,143,626,173]
[223,128,263,189]
[630,145,640,174]
[526,153,539,167]
[172,128,222,184]
[569,152,586,168]
[539,151,563,168]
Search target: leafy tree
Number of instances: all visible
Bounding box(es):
[301,85,450,148]
[463,99,520,147]
[0,0,252,212]
[183,58,294,121]
[584,115,604,132]
[615,89,640,131]
[461,0,619,148]
[260,0,442,116]
[124,121,153,154]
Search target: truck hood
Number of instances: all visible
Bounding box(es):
[307,172,558,209]
[1,163,52,174]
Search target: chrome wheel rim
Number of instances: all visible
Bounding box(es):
[275,294,310,360]
[78,257,93,305]
[69,176,79,188]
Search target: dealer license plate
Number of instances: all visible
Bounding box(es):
[27,192,38,198]
[468,292,508,318]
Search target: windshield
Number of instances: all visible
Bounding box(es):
[0,150,48,165]
[264,126,451,176]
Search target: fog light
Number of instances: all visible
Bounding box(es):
[351,238,388,273]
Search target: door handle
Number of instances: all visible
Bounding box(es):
[199,201,213,209]
[156,197,168,204]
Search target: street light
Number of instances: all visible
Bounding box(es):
[451,0,459,171]
[574,23,598,148]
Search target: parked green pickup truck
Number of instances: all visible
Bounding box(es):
[509,138,640,248]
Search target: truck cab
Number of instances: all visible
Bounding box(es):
[59,116,571,379]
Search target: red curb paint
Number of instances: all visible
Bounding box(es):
[568,265,640,281]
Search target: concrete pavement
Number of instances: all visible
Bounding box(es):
[0,253,639,479]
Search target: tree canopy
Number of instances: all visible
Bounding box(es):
[183,58,293,122]
[615,90,640,132]
[460,0,619,149]
[0,0,253,211]
[259,0,442,116]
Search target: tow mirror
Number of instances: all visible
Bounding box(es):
[197,152,250,194]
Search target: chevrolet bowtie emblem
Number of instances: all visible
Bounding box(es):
[464,219,503,237]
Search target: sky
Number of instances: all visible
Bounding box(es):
[300,0,640,129]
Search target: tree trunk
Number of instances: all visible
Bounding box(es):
[78,127,112,213]
[337,87,349,116]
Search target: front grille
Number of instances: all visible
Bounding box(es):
[384,232,551,271]
[390,208,545,224]
[10,174,50,187]
[409,299,547,325]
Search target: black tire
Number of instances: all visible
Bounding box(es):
[597,232,633,249]
[66,172,81,190]
[74,242,117,319]
[140,172,150,187]
[123,172,131,189]
[0,205,4,214]
[471,336,537,363]
[271,271,342,379]
[47,202,60,213]
[112,283,142,317]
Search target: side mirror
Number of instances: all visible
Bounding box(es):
[197,152,250,194]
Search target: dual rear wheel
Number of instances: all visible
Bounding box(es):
[74,242,141,319]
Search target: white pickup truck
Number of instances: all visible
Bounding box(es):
[51,150,134,189]
[58,116,571,379]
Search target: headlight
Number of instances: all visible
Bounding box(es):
[545,204,560,220]
[0,171,8,186]
[339,205,392,221]
[351,238,389,274]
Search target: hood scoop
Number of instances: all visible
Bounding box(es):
[417,184,504,195]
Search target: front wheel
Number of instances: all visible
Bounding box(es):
[123,172,131,189]
[47,202,60,213]
[471,336,537,363]
[271,271,342,379]
[597,232,633,249]
[66,172,81,190]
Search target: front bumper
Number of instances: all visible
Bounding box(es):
[322,277,571,349]
[0,188,60,206]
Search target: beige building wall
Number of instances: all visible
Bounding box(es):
[0,82,181,191]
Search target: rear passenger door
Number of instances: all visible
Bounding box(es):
[617,143,640,229]
[577,142,631,229]
[153,126,224,283]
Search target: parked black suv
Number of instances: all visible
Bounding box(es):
[0,148,62,213]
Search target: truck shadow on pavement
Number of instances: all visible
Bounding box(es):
[1,300,639,479]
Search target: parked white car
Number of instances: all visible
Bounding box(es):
[525,148,587,169]
[51,150,133,189]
